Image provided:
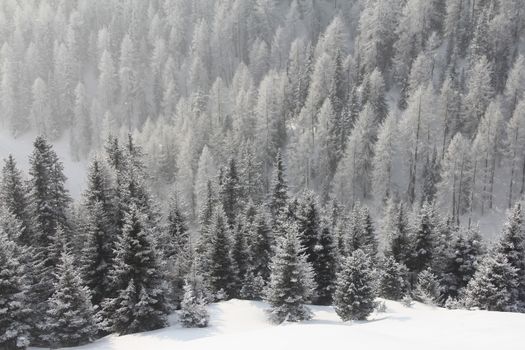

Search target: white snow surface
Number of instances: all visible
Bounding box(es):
[0,131,87,198]
[34,299,525,350]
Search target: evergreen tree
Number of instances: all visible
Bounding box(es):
[313,221,337,305]
[27,136,71,253]
[296,190,321,265]
[464,252,519,312]
[334,249,376,321]
[387,202,412,267]
[409,203,436,273]
[0,155,31,245]
[441,229,484,300]
[379,257,409,301]
[103,204,168,335]
[246,208,273,281]
[220,158,242,227]
[204,206,236,300]
[414,268,441,305]
[230,216,250,297]
[81,158,115,306]
[269,151,288,222]
[43,251,99,348]
[179,280,209,328]
[496,204,525,303]
[0,227,30,350]
[265,220,315,323]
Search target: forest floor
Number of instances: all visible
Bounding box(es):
[32,298,525,350]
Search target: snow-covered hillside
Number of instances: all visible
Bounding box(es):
[0,131,87,198]
[45,299,525,350]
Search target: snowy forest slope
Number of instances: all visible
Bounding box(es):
[1,0,524,227]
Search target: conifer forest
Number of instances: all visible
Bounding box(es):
[0,0,525,349]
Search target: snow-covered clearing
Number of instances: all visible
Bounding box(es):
[38,299,525,350]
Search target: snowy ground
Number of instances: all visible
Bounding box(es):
[35,299,525,350]
[0,131,87,198]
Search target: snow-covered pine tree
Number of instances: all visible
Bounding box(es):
[464,252,519,312]
[43,251,99,348]
[0,155,31,245]
[409,202,436,273]
[220,158,243,227]
[334,249,376,321]
[414,268,441,305]
[386,202,412,267]
[441,228,484,300]
[81,158,115,307]
[295,190,321,266]
[0,225,30,350]
[204,205,236,300]
[313,220,337,305]
[496,203,525,304]
[230,215,250,297]
[269,150,289,223]
[246,207,272,282]
[265,220,315,323]
[102,204,168,335]
[379,256,409,301]
[26,136,72,338]
[179,279,209,328]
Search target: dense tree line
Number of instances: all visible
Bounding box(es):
[1,136,524,348]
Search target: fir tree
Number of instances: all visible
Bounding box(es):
[81,158,115,306]
[296,190,321,266]
[379,257,409,301]
[43,251,99,348]
[464,252,519,312]
[387,202,412,267]
[0,155,31,245]
[409,202,436,273]
[246,208,273,281]
[220,158,242,227]
[230,216,250,297]
[103,204,168,335]
[0,228,30,350]
[179,280,209,328]
[265,220,315,323]
[334,249,376,321]
[441,229,484,300]
[496,203,525,303]
[313,221,337,305]
[205,206,236,300]
[414,268,441,305]
[269,151,288,222]
[27,136,71,253]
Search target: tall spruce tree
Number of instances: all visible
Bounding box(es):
[265,220,315,323]
[43,251,99,348]
[496,203,525,303]
[334,249,376,321]
[269,151,288,223]
[441,229,484,300]
[379,256,409,301]
[409,202,436,273]
[0,226,30,350]
[81,158,115,307]
[313,220,337,305]
[204,205,236,300]
[102,204,168,335]
[464,252,519,312]
[0,155,31,245]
